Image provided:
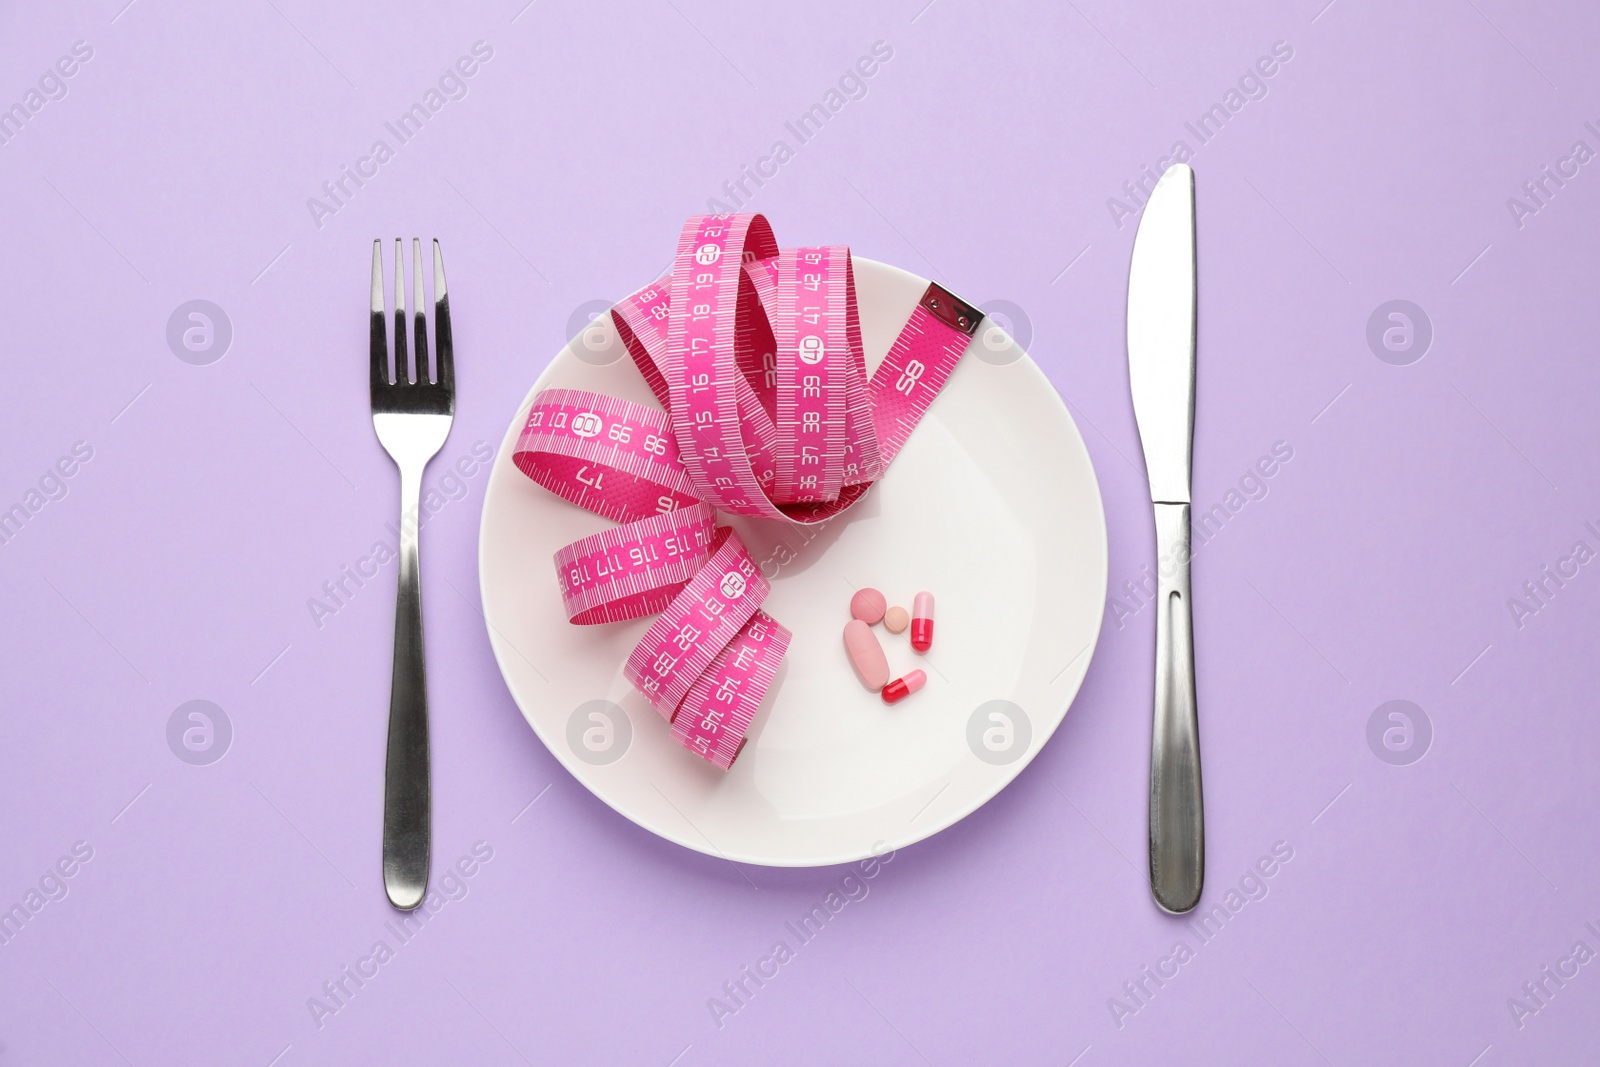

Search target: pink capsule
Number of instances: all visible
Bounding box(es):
[881,670,926,705]
[910,592,934,652]
[843,619,890,690]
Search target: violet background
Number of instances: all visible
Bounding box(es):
[2,0,1598,1063]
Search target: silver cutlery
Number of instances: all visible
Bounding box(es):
[1126,164,1203,914]
[370,238,454,911]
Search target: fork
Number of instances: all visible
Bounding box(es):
[370,238,454,911]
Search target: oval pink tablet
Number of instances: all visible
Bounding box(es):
[843,619,890,690]
[850,587,887,625]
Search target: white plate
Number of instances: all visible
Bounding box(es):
[478,257,1107,867]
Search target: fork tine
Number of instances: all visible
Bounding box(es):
[370,240,389,390]
[412,238,429,384]
[433,240,454,395]
[393,237,409,383]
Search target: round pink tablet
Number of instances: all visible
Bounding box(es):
[850,587,887,625]
[843,619,890,690]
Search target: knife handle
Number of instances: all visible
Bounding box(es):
[1149,501,1204,913]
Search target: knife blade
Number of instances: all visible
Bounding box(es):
[1126,163,1204,914]
[1128,165,1196,504]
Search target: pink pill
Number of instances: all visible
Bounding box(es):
[911,591,934,653]
[843,619,890,690]
[850,587,887,625]
[881,670,926,705]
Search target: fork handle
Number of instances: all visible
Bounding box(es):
[383,465,431,910]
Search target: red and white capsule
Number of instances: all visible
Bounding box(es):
[910,592,934,652]
[881,669,926,705]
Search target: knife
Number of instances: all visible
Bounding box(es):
[1126,163,1203,914]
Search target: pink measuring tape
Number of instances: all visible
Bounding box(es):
[515,214,982,768]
